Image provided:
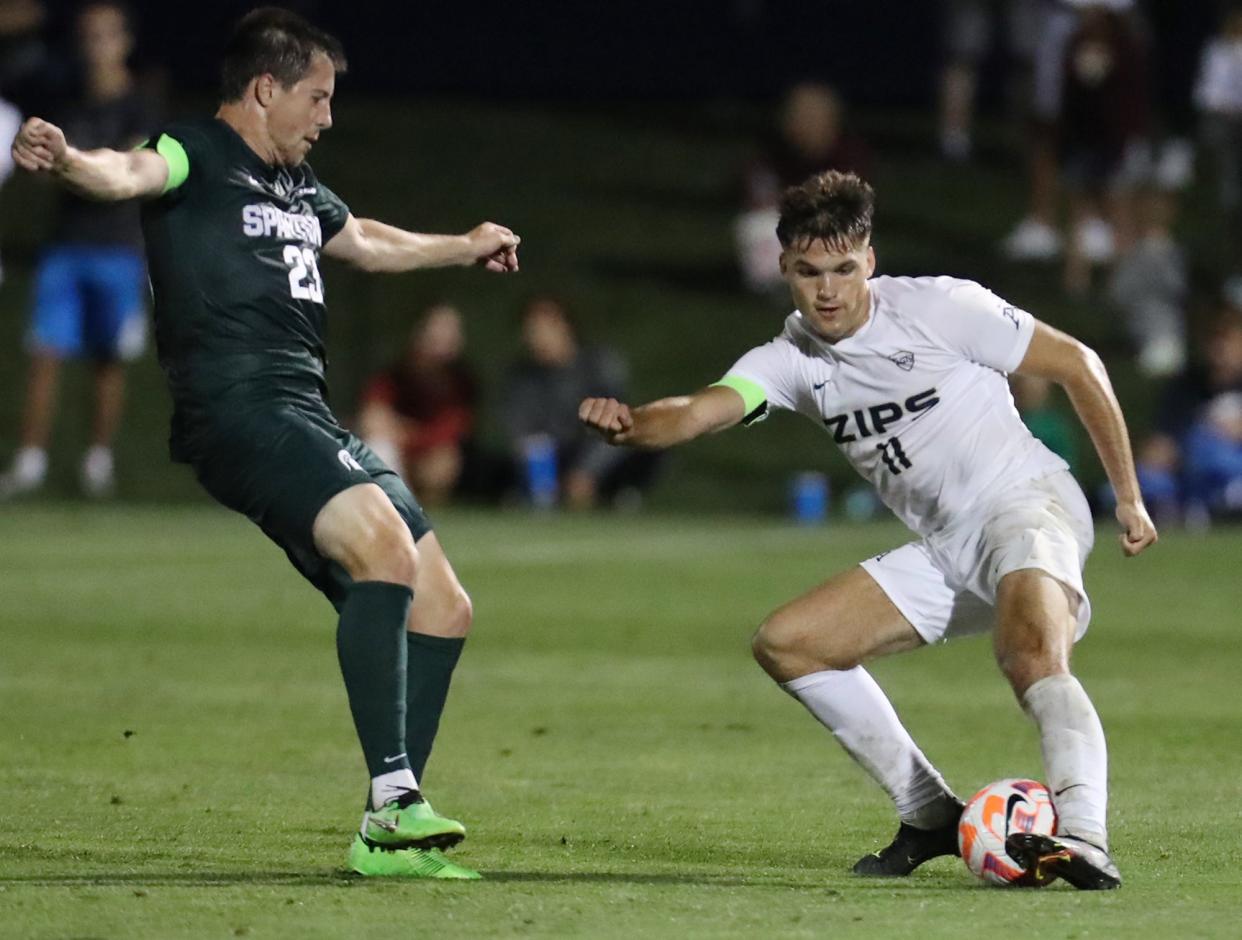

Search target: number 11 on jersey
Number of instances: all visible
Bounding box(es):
[878,437,912,475]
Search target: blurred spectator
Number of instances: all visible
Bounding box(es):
[1001,0,1084,261]
[1057,2,1149,294]
[1000,0,1151,278]
[938,0,1043,162]
[0,1,155,499]
[357,303,478,507]
[502,294,657,510]
[1136,307,1242,522]
[1108,185,1187,376]
[1194,3,1242,298]
[0,0,48,111]
[735,82,870,292]
[1142,0,1216,192]
[1011,372,1078,473]
[0,92,18,284]
[0,0,45,287]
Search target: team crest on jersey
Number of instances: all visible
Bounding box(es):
[887,350,915,371]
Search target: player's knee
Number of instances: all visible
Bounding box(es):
[366,523,419,586]
[751,612,795,674]
[442,587,473,637]
[751,623,780,676]
[994,620,1066,696]
[752,612,856,679]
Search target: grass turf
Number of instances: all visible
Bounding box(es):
[0,505,1238,937]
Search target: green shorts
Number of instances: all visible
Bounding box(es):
[186,400,432,610]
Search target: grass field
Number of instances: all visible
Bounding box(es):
[1,505,1239,938]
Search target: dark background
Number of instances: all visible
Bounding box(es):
[28,1,948,104]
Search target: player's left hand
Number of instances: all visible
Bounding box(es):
[11,116,68,173]
[1115,500,1157,557]
[465,222,520,273]
[579,396,634,444]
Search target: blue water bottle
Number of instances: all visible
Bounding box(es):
[790,472,829,524]
[523,434,559,509]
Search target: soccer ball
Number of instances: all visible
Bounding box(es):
[958,778,1059,886]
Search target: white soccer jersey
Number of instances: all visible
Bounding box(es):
[721,275,1068,536]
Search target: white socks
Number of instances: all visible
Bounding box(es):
[370,768,419,810]
[780,667,1109,846]
[81,445,115,497]
[1022,673,1109,849]
[782,667,958,827]
[0,447,117,498]
[11,446,47,486]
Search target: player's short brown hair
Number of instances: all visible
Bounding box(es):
[776,170,875,251]
[220,7,347,102]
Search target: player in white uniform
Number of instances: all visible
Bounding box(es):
[580,171,1157,890]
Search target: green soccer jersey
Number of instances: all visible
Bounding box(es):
[139,117,350,461]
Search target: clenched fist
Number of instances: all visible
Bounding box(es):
[465,221,520,273]
[579,397,633,444]
[11,117,68,173]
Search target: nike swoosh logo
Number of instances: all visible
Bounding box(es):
[813,381,828,391]
[367,815,397,832]
[1054,784,1085,797]
[1004,792,1025,838]
[382,752,408,764]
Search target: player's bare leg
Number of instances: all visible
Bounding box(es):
[752,565,964,876]
[0,352,60,498]
[993,568,1121,889]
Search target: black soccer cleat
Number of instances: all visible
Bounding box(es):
[852,802,965,877]
[1005,832,1122,890]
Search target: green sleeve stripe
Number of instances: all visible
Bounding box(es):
[711,375,767,415]
[155,134,189,194]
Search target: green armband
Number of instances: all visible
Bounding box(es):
[154,134,189,194]
[711,375,768,425]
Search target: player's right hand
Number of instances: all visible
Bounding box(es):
[11,117,68,173]
[1115,500,1157,557]
[579,397,634,444]
[465,222,520,272]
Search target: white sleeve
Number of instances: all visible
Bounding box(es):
[917,280,1035,374]
[0,99,20,185]
[715,338,801,425]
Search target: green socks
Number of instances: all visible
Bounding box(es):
[335,581,465,790]
[336,581,414,778]
[405,632,466,780]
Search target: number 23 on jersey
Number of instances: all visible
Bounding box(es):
[283,245,324,303]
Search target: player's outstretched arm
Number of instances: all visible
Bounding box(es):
[324,216,519,274]
[579,385,746,449]
[1016,321,1157,557]
[11,117,170,200]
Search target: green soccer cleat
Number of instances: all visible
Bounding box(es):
[362,791,467,850]
[348,834,482,879]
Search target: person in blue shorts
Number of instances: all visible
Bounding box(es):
[1,2,155,498]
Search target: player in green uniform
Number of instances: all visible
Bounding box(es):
[10,8,519,879]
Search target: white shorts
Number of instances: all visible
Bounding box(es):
[860,470,1095,645]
